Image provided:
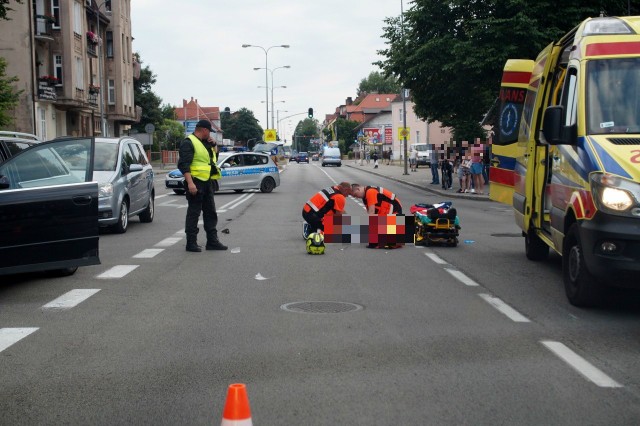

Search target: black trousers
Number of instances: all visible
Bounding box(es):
[302,209,324,232]
[185,178,218,243]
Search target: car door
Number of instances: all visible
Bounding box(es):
[128,141,152,212]
[219,154,245,190]
[122,141,144,212]
[0,137,100,275]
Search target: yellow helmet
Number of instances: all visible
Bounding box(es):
[306,232,325,255]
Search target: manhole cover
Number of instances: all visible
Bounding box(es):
[490,233,522,238]
[281,301,363,314]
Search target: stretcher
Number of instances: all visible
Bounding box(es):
[411,203,460,247]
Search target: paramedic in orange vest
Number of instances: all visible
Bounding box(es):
[178,119,227,252]
[350,184,403,215]
[302,181,351,236]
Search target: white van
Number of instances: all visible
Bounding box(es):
[321,146,342,167]
[410,143,432,167]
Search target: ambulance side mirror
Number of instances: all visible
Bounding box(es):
[543,106,577,146]
[542,106,564,145]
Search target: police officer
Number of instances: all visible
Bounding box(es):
[177,119,227,252]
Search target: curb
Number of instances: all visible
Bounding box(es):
[345,164,490,201]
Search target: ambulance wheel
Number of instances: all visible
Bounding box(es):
[562,224,605,307]
[525,226,549,261]
[260,177,276,193]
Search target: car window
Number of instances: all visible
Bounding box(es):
[4,141,36,158]
[95,142,118,171]
[0,138,93,189]
[243,154,260,166]
[122,143,136,167]
[223,155,242,167]
[129,142,148,165]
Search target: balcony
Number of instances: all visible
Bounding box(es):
[34,16,55,41]
[87,43,97,57]
[88,92,98,106]
[37,82,57,101]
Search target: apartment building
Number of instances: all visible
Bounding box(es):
[0,0,140,139]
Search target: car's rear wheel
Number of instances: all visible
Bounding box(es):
[111,199,129,233]
[260,177,276,193]
[139,194,154,223]
[173,189,185,195]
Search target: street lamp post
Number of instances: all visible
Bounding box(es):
[242,44,290,129]
[255,65,291,131]
[95,1,109,136]
[400,0,408,175]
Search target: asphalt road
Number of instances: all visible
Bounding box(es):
[1,162,640,425]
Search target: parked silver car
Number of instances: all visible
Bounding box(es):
[165,151,280,194]
[95,137,155,233]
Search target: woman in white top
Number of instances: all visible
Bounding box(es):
[409,149,417,172]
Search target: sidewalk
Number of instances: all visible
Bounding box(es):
[345,160,490,201]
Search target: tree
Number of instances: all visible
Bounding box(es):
[322,118,360,152]
[220,107,262,146]
[376,0,634,141]
[357,71,401,97]
[132,53,165,134]
[156,119,185,151]
[1,0,22,20]
[293,118,319,152]
[0,57,22,128]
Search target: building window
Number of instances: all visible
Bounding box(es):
[73,0,82,35]
[39,107,47,140]
[51,0,60,28]
[105,0,111,12]
[106,31,113,58]
[108,79,115,104]
[416,130,420,144]
[121,33,125,62]
[126,36,130,63]
[53,54,63,84]
[398,109,403,120]
[75,56,84,89]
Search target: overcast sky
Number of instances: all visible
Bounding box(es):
[130,0,403,140]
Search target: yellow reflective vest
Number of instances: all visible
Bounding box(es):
[188,134,221,181]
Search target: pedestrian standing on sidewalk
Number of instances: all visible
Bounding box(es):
[441,157,453,190]
[373,151,379,168]
[458,155,472,193]
[430,145,440,184]
[387,148,393,165]
[178,119,228,252]
[409,148,417,172]
[470,150,485,194]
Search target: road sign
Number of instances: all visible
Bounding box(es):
[144,123,155,134]
[398,127,410,140]
[264,129,277,142]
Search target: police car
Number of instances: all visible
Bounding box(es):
[165,151,280,194]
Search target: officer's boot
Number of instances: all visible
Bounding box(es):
[185,234,202,252]
[205,231,228,251]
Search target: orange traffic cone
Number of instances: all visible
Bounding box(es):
[221,383,253,426]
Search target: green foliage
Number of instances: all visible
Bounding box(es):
[156,119,185,151]
[333,118,360,148]
[293,118,319,152]
[376,0,635,141]
[357,71,401,97]
[0,57,22,128]
[220,107,262,145]
[1,0,22,20]
[132,53,164,134]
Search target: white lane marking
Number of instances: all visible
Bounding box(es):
[0,328,39,353]
[133,248,164,258]
[42,289,101,310]
[254,273,270,280]
[227,193,255,210]
[444,268,479,286]
[479,294,530,323]
[425,252,448,265]
[230,247,241,253]
[97,265,139,279]
[155,194,169,199]
[316,165,338,184]
[219,193,251,210]
[541,341,622,388]
[217,209,227,213]
[155,237,183,247]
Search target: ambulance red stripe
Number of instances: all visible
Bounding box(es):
[501,71,531,85]
[586,41,640,57]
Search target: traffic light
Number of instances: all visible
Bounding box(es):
[308,107,313,118]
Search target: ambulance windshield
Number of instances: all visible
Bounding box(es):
[587,57,640,134]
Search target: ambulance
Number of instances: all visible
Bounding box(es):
[490,16,640,307]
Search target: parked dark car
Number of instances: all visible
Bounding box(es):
[0,137,100,276]
[0,131,41,162]
[297,152,309,163]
